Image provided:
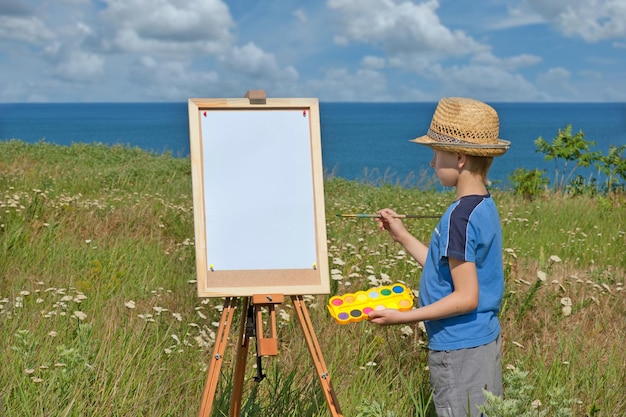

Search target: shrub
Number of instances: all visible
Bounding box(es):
[509,168,548,200]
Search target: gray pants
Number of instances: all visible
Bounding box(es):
[428,335,502,417]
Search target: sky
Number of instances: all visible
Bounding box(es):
[1,0,625,103]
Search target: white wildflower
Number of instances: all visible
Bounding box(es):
[367,275,379,286]
[72,311,87,321]
[194,335,209,348]
[561,297,573,316]
[153,306,168,314]
[332,258,345,266]
[537,271,547,282]
[124,300,136,309]
[400,325,413,337]
[331,272,343,281]
[138,314,155,322]
[278,309,291,323]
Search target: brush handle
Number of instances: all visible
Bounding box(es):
[336,214,439,219]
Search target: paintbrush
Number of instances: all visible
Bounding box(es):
[335,213,439,219]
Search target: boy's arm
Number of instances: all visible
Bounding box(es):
[368,258,479,325]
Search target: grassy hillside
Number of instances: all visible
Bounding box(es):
[1,141,624,416]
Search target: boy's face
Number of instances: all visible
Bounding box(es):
[429,149,461,187]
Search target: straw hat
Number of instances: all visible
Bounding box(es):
[411,97,510,157]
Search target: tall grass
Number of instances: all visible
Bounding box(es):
[1,141,624,416]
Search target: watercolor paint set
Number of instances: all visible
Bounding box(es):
[327,283,415,324]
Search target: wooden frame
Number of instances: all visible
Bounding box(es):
[188,97,329,297]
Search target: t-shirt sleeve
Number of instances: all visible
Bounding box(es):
[444,199,479,262]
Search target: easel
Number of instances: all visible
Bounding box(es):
[190,91,340,416]
[197,294,344,417]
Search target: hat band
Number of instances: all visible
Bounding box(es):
[427,129,474,145]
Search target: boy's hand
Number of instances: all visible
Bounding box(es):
[367,308,407,326]
[376,208,410,243]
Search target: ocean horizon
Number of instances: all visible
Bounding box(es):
[1,101,624,189]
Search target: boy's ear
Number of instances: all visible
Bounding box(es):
[456,153,467,169]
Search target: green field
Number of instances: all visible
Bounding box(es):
[1,141,624,416]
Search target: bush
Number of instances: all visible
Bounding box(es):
[509,168,548,200]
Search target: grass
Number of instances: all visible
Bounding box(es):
[0,140,624,416]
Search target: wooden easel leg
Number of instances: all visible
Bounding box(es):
[229,298,251,417]
[291,295,344,417]
[198,297,238,417]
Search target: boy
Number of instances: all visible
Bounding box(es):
[368,97,510,417]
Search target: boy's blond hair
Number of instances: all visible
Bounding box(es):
[464,154,494,180]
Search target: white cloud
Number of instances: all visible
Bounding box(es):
[294,8,308,23]
[221,42,299,83]
[491,5,546,30]
[472,52,542,71]
[362,55,386,70]
[537,66,571,84]
[0,0,33,16]
[433,63,544,101]
[526,0,626,42]
[306,67,390,101]
[51,51,104,82]
[101,0,234,55]
[329,0,487,57]
[536,67,579,100]
[129,56,219,100]
[0,15,55,43]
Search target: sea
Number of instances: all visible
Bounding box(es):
[1,102,624,189]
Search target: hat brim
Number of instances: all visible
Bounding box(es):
[411,135,510,157]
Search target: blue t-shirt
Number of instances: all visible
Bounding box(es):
[419,194,504,351]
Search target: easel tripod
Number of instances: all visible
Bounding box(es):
[197,294,344,417]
